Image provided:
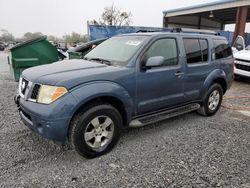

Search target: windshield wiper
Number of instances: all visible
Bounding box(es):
[84,57,112,65]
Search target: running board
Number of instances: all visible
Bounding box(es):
[129,103,200,127]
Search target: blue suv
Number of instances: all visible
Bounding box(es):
[15,31,234,158]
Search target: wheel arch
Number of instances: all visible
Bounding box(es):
[68,81,134,131]
[212,77,227,94]
[71,95,129,127]
[202,69,228,99]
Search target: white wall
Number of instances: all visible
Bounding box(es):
[225,23,250,32]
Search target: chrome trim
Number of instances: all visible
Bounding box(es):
[235,60,250,66]
[20,110,33,126]
[18,77,37,102]
[28,98,37,102]
[25,81,33,99]
[18,77,24,98]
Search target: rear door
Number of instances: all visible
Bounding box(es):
[182,37,213,101]
[213,38,234,82]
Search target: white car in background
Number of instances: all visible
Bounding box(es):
[232,36,250,78]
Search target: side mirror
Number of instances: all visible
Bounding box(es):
[235,44,244,51]
[233,35,245,51]
[145,56,164,68]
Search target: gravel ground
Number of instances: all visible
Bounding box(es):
[0,52,250,188]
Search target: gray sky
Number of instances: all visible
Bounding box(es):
[0,0,245,37]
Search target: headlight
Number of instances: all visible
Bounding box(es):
[37,85,68,104]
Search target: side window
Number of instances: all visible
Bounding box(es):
[145,38,178,66]
[184,38,209,64]
[200,39,208,62]
[213,39,232,59]
[183,38,202,64]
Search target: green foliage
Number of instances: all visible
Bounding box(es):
[23,32,43,40]
[0,30,88,44]
[63,32,88,43]
[47,35,61,42]
[0,29,15,42]
[89,4,132,26]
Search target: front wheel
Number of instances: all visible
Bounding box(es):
[69,104,122,158]
[197,83,223,116]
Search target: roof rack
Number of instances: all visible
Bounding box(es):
[136,27,219,35]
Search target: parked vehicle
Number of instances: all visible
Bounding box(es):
[232,36,250,78]
[0,42,5,51]
[68,38,106,59]
[15,30,234,158]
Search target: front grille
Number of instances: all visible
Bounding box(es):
[18,78,39,102]
[30,84,41,100]
[20,78,29,96]
[235,64,250,72]
[235,58,250,63]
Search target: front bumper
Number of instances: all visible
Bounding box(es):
[15,93,78,143]
[234,68,250,78]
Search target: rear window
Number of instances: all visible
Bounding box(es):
[183,38,208,64]
[213,39,232,59]
[200,39,208,62]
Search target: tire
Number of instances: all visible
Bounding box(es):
[69,103,122,158]
[197,83,223,116]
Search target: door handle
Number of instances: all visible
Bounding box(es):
[175,71,184,77]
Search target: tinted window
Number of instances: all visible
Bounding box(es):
[213,39,232,59]
[200,39,208,62]
[184,39,202,64]
[145,38,178,66]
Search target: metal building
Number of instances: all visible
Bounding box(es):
[163,0,250,40]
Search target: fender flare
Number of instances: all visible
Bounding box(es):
[69,81,134,121]
[201,69,227,99]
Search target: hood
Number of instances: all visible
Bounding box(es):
[22,59,130,89]
[234,49,250,60]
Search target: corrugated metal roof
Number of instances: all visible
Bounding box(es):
[163,0,250,17]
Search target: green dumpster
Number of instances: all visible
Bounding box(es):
[8,36,59,81]
[68,51,81,59]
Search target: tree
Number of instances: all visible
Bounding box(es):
[0,29,15,42]
[90,4,132,26]
[23,32,43,40]
[63,32,88,43]
[47,35,60,42]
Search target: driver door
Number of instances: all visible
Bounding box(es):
[136,37,186,115]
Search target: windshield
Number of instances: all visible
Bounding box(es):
[85,35,148,66]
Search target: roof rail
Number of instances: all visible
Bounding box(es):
[136,29,170,33]
[136,27,219,35]
[180,28,219,35]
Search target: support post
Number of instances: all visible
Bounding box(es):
[233,6,248,42]
[163,16,168,27]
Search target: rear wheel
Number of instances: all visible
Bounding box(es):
[69,104,122,158]
[197,83,223,116]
